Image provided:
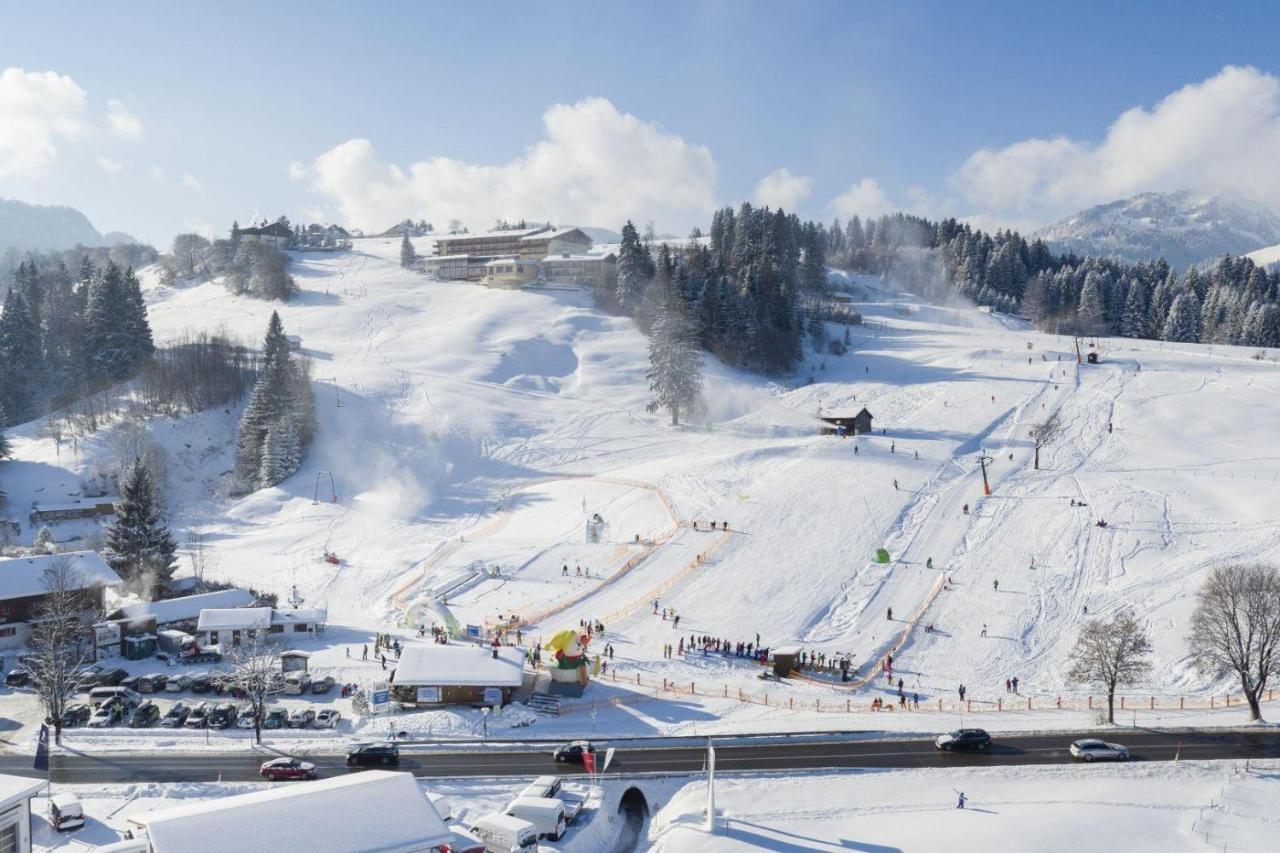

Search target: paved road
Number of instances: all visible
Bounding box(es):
[1,729,1276,784]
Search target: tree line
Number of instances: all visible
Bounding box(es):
[164,226,296,300]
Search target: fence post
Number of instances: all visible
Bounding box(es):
[1226,694,1230,706]
[789,697,794,709]
[1088,696,1092,710]
[1150,697,1155,710]
[1120,696,1125,711]
[723,685,728,698]
[816,700,821,712]
[998,698,1002,711]
[1211,696,1214,709]
[938,699,942,712]
[636,673,641,685]
[966,700,971,713]
[1057,696,1061,709]
[1027,697,1031,710]
[846,699,850,712]
[691,682,696,695]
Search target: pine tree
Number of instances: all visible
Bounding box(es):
[1120,281,1151,338]
[1076,271,1108,333]
[121,267,155,362]
[1162,290,1202,343]
[105,457,177,598]
[258,416,300,487]
[647,291,704,426]
[236,312,311,490]
[615,221,649,314]
[84,261,134,380]
[0,286,41,422]
[399,232,416,269]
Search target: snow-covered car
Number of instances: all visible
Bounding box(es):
[4,669,30,687]
[184,701,210,728]
[160,702,190,728]
[88,703,123,728]
[1069,739,1130,762]
[60,703,92,728]
[164,674,192,693]
[236,706,258,729]
[49,793,85,832]
[934,729,991,752]
[310,675,336,694]
[259,757,317,781]
[136,673,168,693]
[208,702,238,728]
[262,707,288,729]
[286,708,316,728]
[315,709,341,729]
[128,701,160,728]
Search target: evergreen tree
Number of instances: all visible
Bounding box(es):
[1162,290,1202,343]
[257,416,300,487]
[1120,281,1151,338]
[647,290,704,426]
[0,426,10,506]
[615,221,650,314]
[1076,271,1108,333]
[399,231,416,268]
[105,457,177,598]
[236,312,311,490]
[121,266,155,363]
[0,286,41,422]
[84,261,134,380]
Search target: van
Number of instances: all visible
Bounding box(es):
[519,775,583,822]
[469,813,538,853]
[88,686,141,708]
[504,796,566,841]
[282,672,311,695]
[50,792,85,831]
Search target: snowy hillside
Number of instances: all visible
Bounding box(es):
[5,238,1280,750]
[0,197,134,252]
[1034,190,1280,269]
[1245,241,1280,271]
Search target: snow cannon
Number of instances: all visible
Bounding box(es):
[544,628,592,686]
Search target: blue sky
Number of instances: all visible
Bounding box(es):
[3,1,1279,246]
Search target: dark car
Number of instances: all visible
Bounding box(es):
[260,757,317,781]
[553,740,596,764]
[310,675,336,695]
[4,669,29,687]
[286,708,315,729]
[128,701,161,728]
[346,744,399,767]
[262,707,288,730]
[189,674,215,694]
[96,668,129,687]
[184,701,210,728]
[137,673,168,693]
[74,666,105,690]
[160,702,191,728]
[60,703,92,728]
[935,728,992,752]
[208,703,238,729]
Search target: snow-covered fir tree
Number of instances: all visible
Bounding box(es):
[257,415,300,487]
[647,284,704,426]
[235,312,314,491]
[615,221,651,314]
[105,456,177,598]
[399,231,416,269]
[1162,289,1203,343]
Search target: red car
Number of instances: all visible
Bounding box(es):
[259,757,317,781]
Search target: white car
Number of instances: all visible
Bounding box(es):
[87,704,121,728]
[1069,738,1130,761]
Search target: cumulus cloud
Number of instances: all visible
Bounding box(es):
[0,67,88,179]
[96,157,123,174]
[951,65,1280,224]
[105,98,144,140]
[292,97,718,232]
[752,167,813,211]
[180,172,203,192]
[829,177,896,220]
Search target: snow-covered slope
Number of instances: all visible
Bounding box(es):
[1034,190,1280,268]
[1245,241,1280,271]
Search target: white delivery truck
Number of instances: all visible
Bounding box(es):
[469,813,538,853]
[504,796,567,841]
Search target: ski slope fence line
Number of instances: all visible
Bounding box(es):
[390,474,681,614]
[596,529,735,628]
[559,671,1279,717]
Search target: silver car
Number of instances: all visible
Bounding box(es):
[1069,738,1129,761]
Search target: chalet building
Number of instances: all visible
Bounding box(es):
[235,221,294,249]
[390,643,525,708]
[818,408,874,436]
[105,588,255,635]
[194,606,326,647]
[0,551,122,651]
[28,498,116,526]
[426,226,597,286]
[540,252,617,291]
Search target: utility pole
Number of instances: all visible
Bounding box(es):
[978,455,993,496]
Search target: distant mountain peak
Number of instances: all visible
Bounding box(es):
[1034,190,1280,269]
[0,197,132,254]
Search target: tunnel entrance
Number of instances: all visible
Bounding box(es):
[610,786,650,853]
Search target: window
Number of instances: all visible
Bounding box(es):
[293,623,310,633]
[0,627,15,638]
[0,803,21,853]
[268,624,284,634]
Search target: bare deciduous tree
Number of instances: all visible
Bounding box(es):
[1067,610,1152,724]
[223,634,284,744]
[1188,564,1280,721]
[1029,411,1062,470]
[186,531,217,588]
[25,557,95,745]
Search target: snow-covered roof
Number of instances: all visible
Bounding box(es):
[271,607,327,625]
[482,257,533,267]
[0,773,45,808]
[131,770,451,853]
[392,643,525,687]
[519,227,590,243]
[196,607,272,631]
[114,588,255,625]
[436,226,549,243]
[30,498,115,513]
[541,253,614,263]
[0,551,122,602]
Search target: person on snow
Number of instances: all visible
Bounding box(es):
[673,615,681,628]
[926,557,933,569]
[854,445,859,455]
[887,606,894,621]
[1005,678,1012,693]
[893,479,899,490]
[980,624,988,638]
[1012,676,1019,693]
[962,503,969,515]
[958,684,966,701]
[562,564,568,576]
[956,791,967,809]
[993,579,999,592]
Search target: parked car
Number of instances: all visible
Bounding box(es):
[60,703,92,728]
[128,701,160,728]
[160,702,191,728]
[88,686,142,709]
[88,702,124,728]
[346,743,399,767]
[165,674,191,693]
[4,669,30,687]
[505,797,566,841]
[553,740,596,764]
[315,709,341,729]
[208,702,238,729]
[137,673,168,693]
[286,708,316,729]
[49,793,85,832]
[521,776,584,823]
[262,707,288,730]
[184,702,210,728]
[189,674,215,694]
[74,665,104,690]
[282,672,312,695]
[119,675,143,692]
[96,668,129,687]
[1069,739,1130,762]
[934,729,992,752]
[259,757,317,781]
[309,675,335,695]
[469,814,537,853]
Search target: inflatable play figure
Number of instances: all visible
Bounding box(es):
[544,628,592,686]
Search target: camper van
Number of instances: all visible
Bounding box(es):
[49,793,85,832]
[469,813,538,853]
[88,686,141,708]
[504,796,566,841]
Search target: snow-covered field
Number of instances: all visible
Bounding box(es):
[4,236,1280,754]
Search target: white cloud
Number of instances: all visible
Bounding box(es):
[180,172,204,192]
[829,177,896,220]
[752,167,813,210]
[96,157,123,174]
[293,97,718,232]
[105,98,144,140]
[951,65,1280,225]
[0,67,88,179]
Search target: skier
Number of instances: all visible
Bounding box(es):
[1012,676,1019,693]
[993,579,999,592]
[980,624,987,638]
[956,791,967,809]
[562,564,568,576]
[962,503,969,515]
[891,442,895,454]
[926,557,933,569]
[887,606,893,621]
[673,615,681,629]
[958,684,966,701]
[893,479,899,491]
